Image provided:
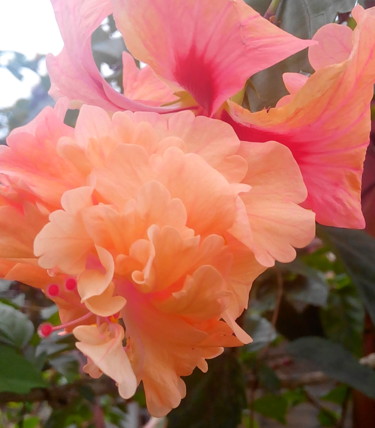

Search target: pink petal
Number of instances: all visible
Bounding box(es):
[308,23,353,71]
[282,72,308,95]
[224,5,375,228]
[276,73,309,107]
[113,0,313,115]
[48,0,175,112]
[122,52,178,105]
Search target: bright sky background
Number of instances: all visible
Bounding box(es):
[0,0,63,107]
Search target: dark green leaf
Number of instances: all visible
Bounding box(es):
[167,352,246,428]
[246,0,272,14]
[319,226,375,325]
[258,365,281,392]
[0,345,46,393]
[288,337,375,398]
[252,394,288,424]
[0,302,34,348]
[282,259,329,308]
[320,282,364,355]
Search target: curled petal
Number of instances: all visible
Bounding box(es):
[84,282,126,316]
[122,52,178,105]
[34,188,94,273]
[48,0,174,112]
[308,23,353,70]
[224,5,375,228]
[74,323,137,399]
[113,0,313,115]
[78,246,115,301]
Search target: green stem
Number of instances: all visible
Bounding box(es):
[264,0,282,20]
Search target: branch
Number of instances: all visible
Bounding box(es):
[0,377,117,406]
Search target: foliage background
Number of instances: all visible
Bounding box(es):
[0,0,375,427]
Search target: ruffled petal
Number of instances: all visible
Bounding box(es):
[230,142,315,267]
[122,283,240,417]
[224,5,375,228]
[113,0,313,115]
[0,104,80,208]
[34,187,94,274]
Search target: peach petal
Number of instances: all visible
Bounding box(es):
[34,188,94,273]
[229,142,315,266]
[154,146,239,235]
[74,323,137,399]
[122,284,238,416]
[78,246,115,301]
[158,265,229,320]
[84,283,126,317]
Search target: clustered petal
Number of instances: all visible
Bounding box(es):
[1,0,374,418]
[0,106,314,415]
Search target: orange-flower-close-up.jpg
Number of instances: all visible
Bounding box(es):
[1,0,375,420]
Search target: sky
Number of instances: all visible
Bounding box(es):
[0,0,63,107]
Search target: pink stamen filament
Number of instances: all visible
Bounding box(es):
[39,312,93,337]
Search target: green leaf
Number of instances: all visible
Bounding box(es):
[23,416,40,428]
[321,385,349,405]
[0,345,46,393]
[0,302,34,348]
[319,227,375,326]
[252,394,288,424]
[167,352,246,428]
[288,337,375,398]
[317,409,339,427]
[282,388,306,408]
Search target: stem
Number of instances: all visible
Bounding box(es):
[304,388,335,417]
[264,0,282,20]
[336,388,351,428]
[271,270,283,327]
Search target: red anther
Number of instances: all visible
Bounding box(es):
[65,278,77,291]
[38,323,53,338]
[47,283,60,297]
